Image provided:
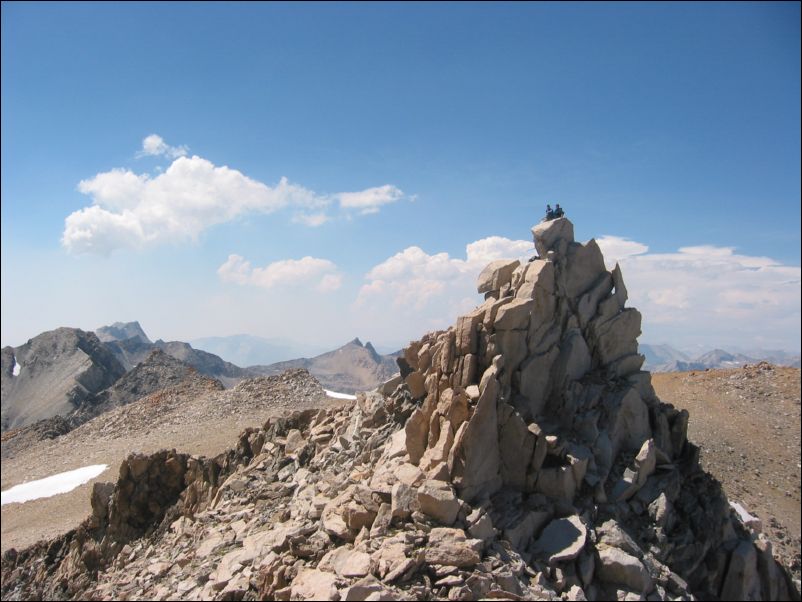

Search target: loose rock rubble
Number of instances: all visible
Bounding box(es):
[1,217,799,601]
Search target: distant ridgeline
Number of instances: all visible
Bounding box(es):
[2,319,399,434]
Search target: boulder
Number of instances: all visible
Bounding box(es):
[418,480,460,525]
[596,546,653,593]
[498,409,534,489]
[391,482,419,519]
[533,515,587,564]
[285,429,306,455]
[290,569,340,600]
[455,309,483,355]
[730,501,762,534]
[405,371,426,400]
[609,388,651,455]
[590,308,641,366]
[425,527,482,567]
[518,346,559,417]
[532,217,574,256]
[454,375,502,502]
[405,408,429,465]
[503,510,551,551]
[515,259,555,300]
[562,239,607,299]
[720,540,760,601]
[477,259,521,294]
[493,299,534,331]
[319,546,373,578]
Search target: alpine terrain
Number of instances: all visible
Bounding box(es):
[1,218,799,601]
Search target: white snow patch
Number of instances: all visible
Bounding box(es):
[12,356,20,376]
[325,389,357,400]
[1,464,108,505]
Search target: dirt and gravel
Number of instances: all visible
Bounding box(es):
[1,369,348,552]
[652,362,801,580]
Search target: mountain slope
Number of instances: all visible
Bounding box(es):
[638,343,691,371]
[1,350,223,460]
[70,349,222,425]
[1,328,126,431]
[249,337,399,393]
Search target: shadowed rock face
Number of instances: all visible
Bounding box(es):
[1,328,126,431]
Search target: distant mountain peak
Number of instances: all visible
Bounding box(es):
[364,341,381,362]
[349,337,364,347]
[96,321,151,345]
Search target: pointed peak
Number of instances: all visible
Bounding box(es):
[348,337,364,347]
[364,341,381,361]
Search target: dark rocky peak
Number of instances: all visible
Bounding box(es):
[364,341,381,362]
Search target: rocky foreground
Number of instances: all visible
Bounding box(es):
[2,217,799,601]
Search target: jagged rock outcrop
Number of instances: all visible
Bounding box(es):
[1,218,798,601]
[1,328,126,431]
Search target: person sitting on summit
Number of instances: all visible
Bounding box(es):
[554,203,565,218]
[545,204,555,220]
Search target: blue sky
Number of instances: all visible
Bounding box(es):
[2,2,800,353]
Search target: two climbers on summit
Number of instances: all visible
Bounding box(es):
[544,203,565,221]
[529,203,567,262]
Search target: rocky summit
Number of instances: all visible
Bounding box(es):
[1,217,799,601]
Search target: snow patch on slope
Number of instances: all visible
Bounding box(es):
[325,389,357,400]
[1,464,108,505]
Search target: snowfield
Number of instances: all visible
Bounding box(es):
[324,389,357,400]
[1,464,108,505]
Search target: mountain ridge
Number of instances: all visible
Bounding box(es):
[640,342,801,371]
[248,337,399,394]
[1,328,126,432]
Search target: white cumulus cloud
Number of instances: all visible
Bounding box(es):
[592,236,800,349]
[138,134,188,159]
[595,235,649,267]
[292,212,330,227]
[218,254,342,292]
[337,185,404,215]
[355,233,800,352]
[62,136,406,254]
[356,236,533,313]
